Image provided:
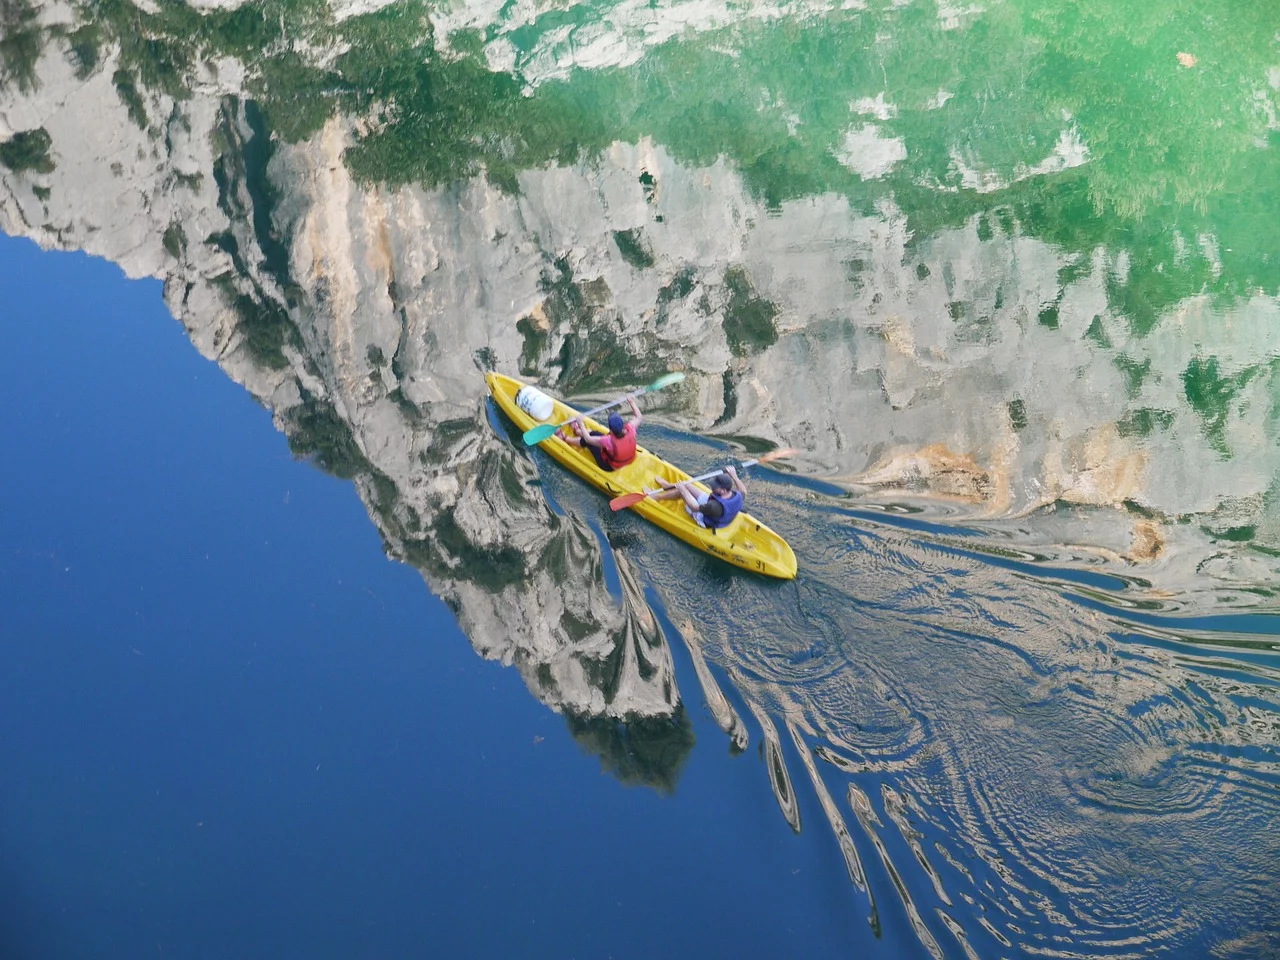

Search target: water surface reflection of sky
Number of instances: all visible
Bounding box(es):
[0,234,869,959]
[3,0,1280,953]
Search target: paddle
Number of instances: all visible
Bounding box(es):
[521,372,686,446]
[608,448,797,511]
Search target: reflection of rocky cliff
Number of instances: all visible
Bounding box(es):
[4,0,1278,573]
[5,9,1280,956]
[0,19,695,789]
[2,2,1278,734]
[221,114,1280,567]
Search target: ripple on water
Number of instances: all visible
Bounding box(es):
[847,781,945,959]
[741,694,802,834]
[675,619,749,752]
[635,479,1280,958]
[786,719,879,933]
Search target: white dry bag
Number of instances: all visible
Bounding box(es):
[515,386,556,421]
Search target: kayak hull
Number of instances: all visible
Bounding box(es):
[486,372,798,580]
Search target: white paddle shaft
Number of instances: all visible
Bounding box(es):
[645,459,759,494]
[575,389,643,421]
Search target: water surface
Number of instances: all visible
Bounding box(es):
[1,235,887,959]
[2,0,1279,956]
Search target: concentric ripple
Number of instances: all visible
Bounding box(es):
[634,467,1280,959]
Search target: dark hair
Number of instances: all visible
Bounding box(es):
[710,473,733,492]
[700,497,725,522]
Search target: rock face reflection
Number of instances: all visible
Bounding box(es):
[3,3,1279,955]
[1,70,694,788]
[3,4,1278,565]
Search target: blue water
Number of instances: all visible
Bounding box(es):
[0,234,881,957]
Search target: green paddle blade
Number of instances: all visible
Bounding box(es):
[522,422,560,445]
[647,372,685,391]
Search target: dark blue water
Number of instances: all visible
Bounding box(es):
[0,235,881,958]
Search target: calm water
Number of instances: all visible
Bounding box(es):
[0,235,877,958]
[2,0,1280,956]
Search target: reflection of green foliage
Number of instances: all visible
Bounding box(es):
[432,510,526,590]
[569,2,1278,314]
[1029,0,1275,216]
[1202,524,1256,543]
[612,228,655,270]
[655,265,697,327]
[400,508,526,592]
[722,265,778,356]
[255,50,335,143]
[62,0,1280,334]
[113,69,148,128]
[386,387,421,422]
[540,256,593,326]
[79,0,333,138]
[1007,399,1028,431]
[343,50,608,189]
[1181,356,1262,456]
[222,288,300,370]
[86,0,194,101]
[658,266,696,304]
[66,23,101,78]
[1106,250,1214,338]
[565,707,695,795]
[1083,315,1112,348]
[0,126,54,174]
[1116,407,1174,438]
[335,0,614,189]
[537,533,600,587]
[0,0,43,94]
[496,455,529,506]
[162,221,186,259]
[285,389,370,478]
[514,254,671,391]
[557,325,668,394]
[1114,354,1152,398]
[515,314,548,376]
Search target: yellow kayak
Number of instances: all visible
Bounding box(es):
[487,372,798,580]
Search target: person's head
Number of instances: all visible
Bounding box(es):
[710,473,733,494]
[608,413,626,437]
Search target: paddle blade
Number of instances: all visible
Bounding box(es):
[756,446,798,465]
[646,371,685,392]
[609,491,649,511]
[522,423,560,446]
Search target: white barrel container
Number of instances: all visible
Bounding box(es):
[515,385,556,421]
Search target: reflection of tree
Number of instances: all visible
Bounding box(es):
[0,126,53,174]
[564,708,696,796]
[1030,0,1274,213]
[61,0,1279,341]
[0,0,43,94]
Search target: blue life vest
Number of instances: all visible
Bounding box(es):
[704,490,743,531]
